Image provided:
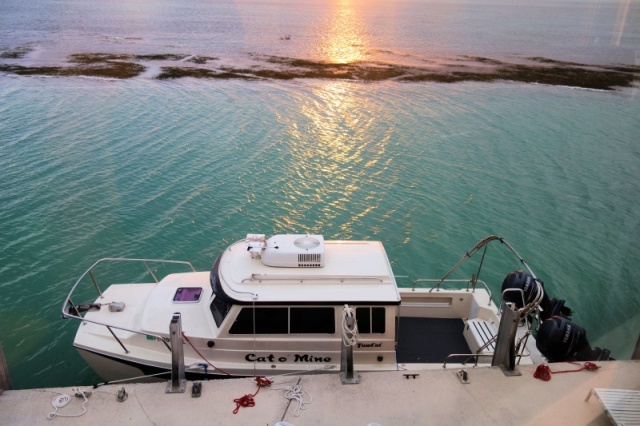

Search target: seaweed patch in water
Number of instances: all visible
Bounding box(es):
[156,67,258,80]
[245,54,638,89]
[401,60,637,90]
[1,51,637,90]
[497,64,635,90]
[458,56,505,66]
[239,56,412,80]
[399,72,496,84]
[135,54,186,61]
[0,46,33,59]
[185,56,218,64]
[0,60,145,79]
[69,53,135,64]
[523,57,585,67]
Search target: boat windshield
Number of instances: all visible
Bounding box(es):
[209,255,234,327]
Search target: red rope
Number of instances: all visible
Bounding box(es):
[233,394,256,413]
[233,377,272,414]
[180,333,274,414]
[181,332,232,376]
[534,362,599,381]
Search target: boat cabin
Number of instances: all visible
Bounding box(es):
[201,234,402,372]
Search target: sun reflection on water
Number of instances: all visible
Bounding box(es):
[271,81,397,238]
[317,0,370,64]
[262,2,404,237]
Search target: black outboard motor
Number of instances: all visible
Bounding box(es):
[501,270,541,309]
[501,270,573,321]
[536,316,612,362]
[501,270,612,361]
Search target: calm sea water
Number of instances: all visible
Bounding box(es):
[1,0,639,389]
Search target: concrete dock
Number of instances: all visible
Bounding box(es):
[1,361,638,425]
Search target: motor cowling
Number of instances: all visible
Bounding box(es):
[536,316,611,362]
[501,270,572,321]
[501,270,544,309]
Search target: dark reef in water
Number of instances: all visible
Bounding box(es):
[0,46,33,59]
[1,49,638,90]
[0,53,216,79]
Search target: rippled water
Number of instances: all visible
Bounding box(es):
[1,0,639,389]
[2,0,639,66]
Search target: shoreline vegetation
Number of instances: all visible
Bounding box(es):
[1,48,638,90]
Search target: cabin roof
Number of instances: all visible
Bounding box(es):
[216,239,401,304]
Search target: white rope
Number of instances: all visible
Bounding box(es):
[268,380,312,417]
[341,305,359,346]
[47,388,89,420]
[283,384,312,416]
[519,279,545,317]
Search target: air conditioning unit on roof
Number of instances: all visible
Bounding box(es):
[261,234,325,268]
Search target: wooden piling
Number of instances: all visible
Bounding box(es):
[0,344,11,391]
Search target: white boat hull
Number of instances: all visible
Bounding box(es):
[63,236,570,383]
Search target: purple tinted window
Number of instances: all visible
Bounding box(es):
[173,287,202,302]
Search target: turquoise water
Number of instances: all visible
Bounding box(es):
[1,0,639,389]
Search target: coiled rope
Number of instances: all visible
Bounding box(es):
[267,378,313,417]
[518,278,545,318]
[232,376,272,414]
[281,383,312,416]
[47,388,89,420]
[341,305,359,346]
[533,362,600,381]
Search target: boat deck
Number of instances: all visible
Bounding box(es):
[396,317,471,364]
[2,361,638,425]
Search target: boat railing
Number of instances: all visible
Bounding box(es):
[408,237,545,370]
[61,258,196,354]
[440,335,533,370]
[410,278,493,306]
[243,274,386,283]
[442,353,494,368]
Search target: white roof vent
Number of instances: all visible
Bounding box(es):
[261,234,325,268]
[294,235,321,249]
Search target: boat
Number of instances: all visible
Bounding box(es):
[61,234,611,383]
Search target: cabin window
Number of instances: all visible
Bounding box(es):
[210,296,232,327]
[356,307,386,333]
[230,308,288,334]
[290,307,335,334]
[229,307,335,334]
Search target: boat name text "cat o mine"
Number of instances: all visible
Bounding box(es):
[244,353,332,363]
